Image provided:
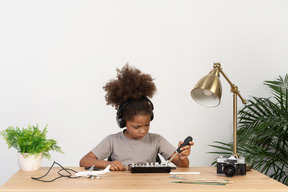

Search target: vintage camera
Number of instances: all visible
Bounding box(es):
[217,156,246,177]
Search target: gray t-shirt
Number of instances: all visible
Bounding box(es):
[91,131,176,165]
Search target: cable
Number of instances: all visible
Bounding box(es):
[31,161,80,182]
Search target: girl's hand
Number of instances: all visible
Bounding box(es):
[109,161,125,171]
[178,141,194,160]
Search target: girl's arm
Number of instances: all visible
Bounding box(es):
[79,152,125,171]
[79,152,108,168]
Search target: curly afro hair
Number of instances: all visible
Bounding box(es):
[103,64,157,110]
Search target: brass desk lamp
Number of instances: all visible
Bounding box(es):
[190,63,247,157]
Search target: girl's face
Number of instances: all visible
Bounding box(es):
[124,114,151,140]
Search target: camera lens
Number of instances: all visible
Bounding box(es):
[223,163,237,177]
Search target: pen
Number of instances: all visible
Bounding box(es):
[166,136,193,165]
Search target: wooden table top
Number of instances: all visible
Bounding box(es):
[0,167,287,192]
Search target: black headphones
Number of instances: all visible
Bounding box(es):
[116,97,154,128]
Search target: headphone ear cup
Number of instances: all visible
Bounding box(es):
[116,113,126,128]
[118,118,126,128]
[116,100,130,128]
[150,112,154,121]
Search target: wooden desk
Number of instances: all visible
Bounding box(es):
[0,167,287,192]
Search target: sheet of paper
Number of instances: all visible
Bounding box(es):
[169,172,200,175]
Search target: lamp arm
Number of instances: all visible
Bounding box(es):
[214,63,247,105]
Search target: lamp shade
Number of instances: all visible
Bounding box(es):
[190,68,222,107]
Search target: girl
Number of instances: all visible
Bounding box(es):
[79,64,193,171]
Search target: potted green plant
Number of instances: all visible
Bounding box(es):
[209,74,288,185]
[0,124,63,171]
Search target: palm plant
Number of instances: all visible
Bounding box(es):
[209,74,288,185]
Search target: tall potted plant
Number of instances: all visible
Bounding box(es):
[209,74,288,185]
[0,124,63,171]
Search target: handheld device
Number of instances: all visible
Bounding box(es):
[166,136,193,165]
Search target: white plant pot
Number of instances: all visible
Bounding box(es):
[17,152,42,171]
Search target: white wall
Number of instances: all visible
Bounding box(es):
[1,0,288,186]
